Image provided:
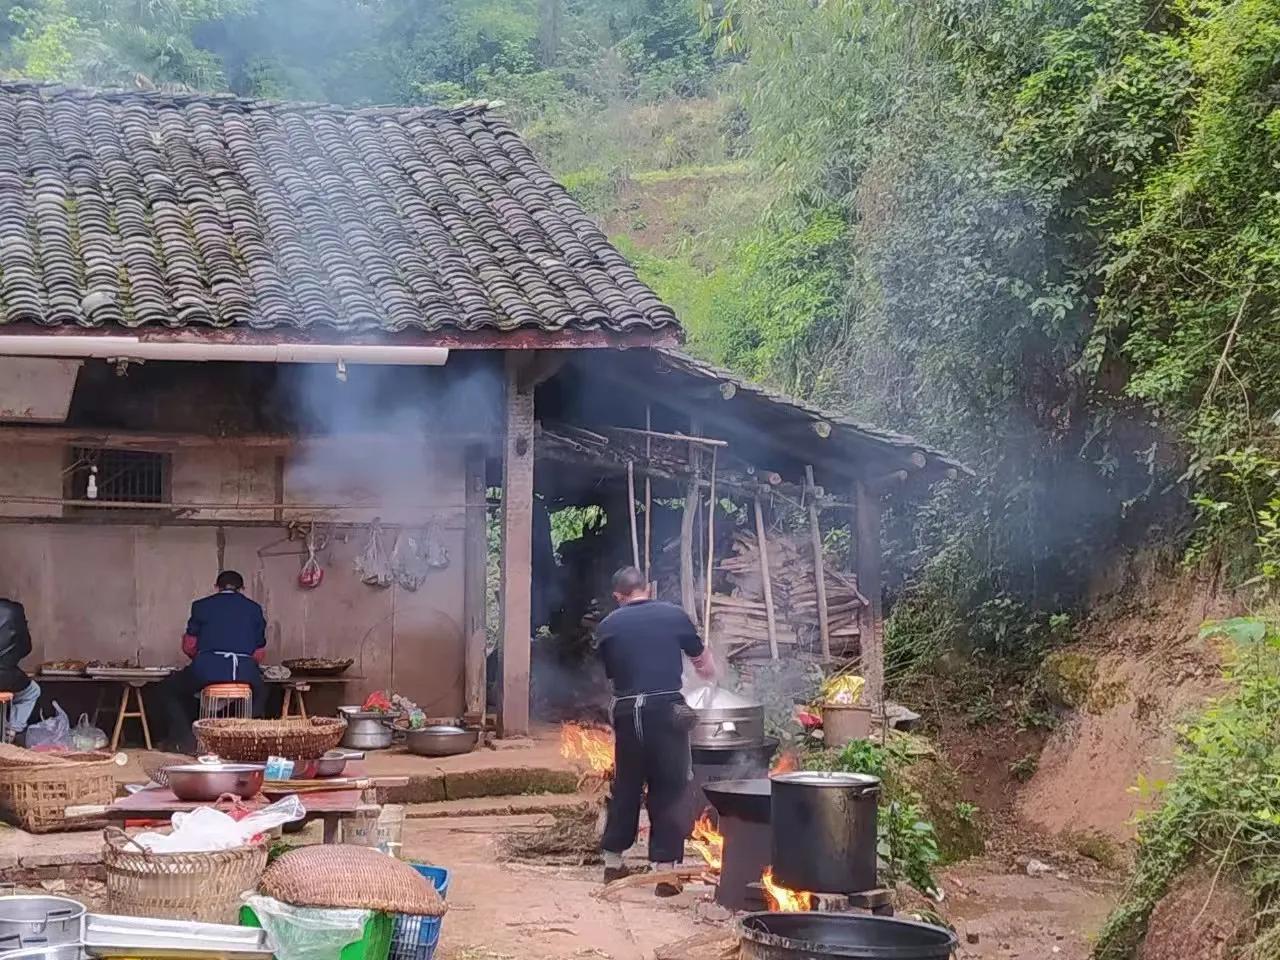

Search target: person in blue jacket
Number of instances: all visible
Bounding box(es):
[157,570,267,752]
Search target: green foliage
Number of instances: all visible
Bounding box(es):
[1095,618,1280,958]
[812,738,943,895]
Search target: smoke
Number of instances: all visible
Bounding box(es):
[275,358,501,522]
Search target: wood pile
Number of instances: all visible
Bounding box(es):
[713,531,867,659]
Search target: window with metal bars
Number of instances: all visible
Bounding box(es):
[66,447,170,512]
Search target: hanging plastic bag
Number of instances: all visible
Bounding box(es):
[389,530,429,592]
[243,895,369,960]
[354,520,392,588]
[70,712,108,751]
[25,701,72,751]
[298,522,323,590]
[422,520,449,570]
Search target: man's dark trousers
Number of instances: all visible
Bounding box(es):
[602,694,691,864]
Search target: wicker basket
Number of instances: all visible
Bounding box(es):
[103,828,268,923]
[194,717,347,762]
[0,751,117,833]
[259,845,444,915]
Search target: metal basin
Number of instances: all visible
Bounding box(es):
[739,912,956,960]
[292,750,365,779]
[0,897,86,951]
[405,725,478,757]
[162,762,265,802]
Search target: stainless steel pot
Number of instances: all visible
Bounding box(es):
[769,770,881,893]
[0,897,86,951]
[338,708,394,750]
[683,685,766,748]
[162,761,265,802]
[0,944,83,960]
[405,725,478,757]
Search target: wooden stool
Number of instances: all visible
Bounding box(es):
[200,683,253,720]
[279,681,311,719]
[111,681,152,751]
[0,691,12,742]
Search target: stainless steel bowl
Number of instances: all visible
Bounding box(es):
[0,943,83,960]
[405,725,478,757]
[162,762,265,802]
[0,896,86,951]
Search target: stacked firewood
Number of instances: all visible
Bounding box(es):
[712,531,867,659]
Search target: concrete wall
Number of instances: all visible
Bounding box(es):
[0,440,469,715]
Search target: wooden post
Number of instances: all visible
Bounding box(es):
[853,480,884,716]
[499,353,535,737]
[702,448,718,642]
[644,405,652,585]
[626,460,641,569]
[806,466,832,662]
[753,495,779,660]
[463,444,488,720]
[680,478,699,625]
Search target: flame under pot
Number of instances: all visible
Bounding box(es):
[769,771,881,894]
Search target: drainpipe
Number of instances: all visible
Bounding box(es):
[0,335,449,366]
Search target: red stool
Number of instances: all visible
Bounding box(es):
[199,683,253,720]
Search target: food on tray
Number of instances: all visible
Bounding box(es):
[86,659,131,669]
[40,659,87,673]
[281,657,354,676]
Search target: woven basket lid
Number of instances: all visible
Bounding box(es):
[258,845,445,916]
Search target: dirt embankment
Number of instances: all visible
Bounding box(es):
[1016,576,1234,841]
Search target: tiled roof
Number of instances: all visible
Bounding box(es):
[0,83,679,336]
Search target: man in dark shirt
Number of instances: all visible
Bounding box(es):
[157,570,268,751]
[0,599,40,739]
[596,566,715,893]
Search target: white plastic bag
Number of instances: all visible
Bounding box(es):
[24,701,71,751]
[354,521,392,588]
[71,712,108,751]
[132,795,306,852]
[244,895,369,960]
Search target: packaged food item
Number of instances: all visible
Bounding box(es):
[265,756,295,781]
[820,674,866,706]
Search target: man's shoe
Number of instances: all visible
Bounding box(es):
[603,864,634,884]
[654,879,684,898]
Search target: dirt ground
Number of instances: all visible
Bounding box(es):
[399,803,1121,960]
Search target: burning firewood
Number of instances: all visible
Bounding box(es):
[560,722,615,792]
[761,867,813,912]
[689,814,724,872]
[596,867,711,900]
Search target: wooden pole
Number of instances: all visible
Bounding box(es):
[806,465,832,662]
[644,405,652,585]
[680,479,699,624]
[854,480,884,716]
[626,459,641,569]
[463,445,488,720]
[753,495,780,660]
[499,353,535,737]
[702,448,718,643]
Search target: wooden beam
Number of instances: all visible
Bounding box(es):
[806,466,831,662]
[0,425,493,448]
[753,495,779,660]
[680,477,699,626]
[643,405,652,584]
[609,426,729,448]
[499,352,535,737]
[0,319,682,352]
[853,480,884,716]
[463,444,488,719]
[703,448,718,641]
[626,460,641,568]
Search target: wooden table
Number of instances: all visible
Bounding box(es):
[34,674,164,751]
[105,762,385,843]
[266,676,365,719]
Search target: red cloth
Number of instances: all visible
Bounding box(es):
[252,647,266,665]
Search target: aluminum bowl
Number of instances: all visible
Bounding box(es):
[162,762,265,802]
[405,725,478,757]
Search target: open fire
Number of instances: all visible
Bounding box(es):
[761,867,813,912]
[559,723,614,774]
[689,814,723,871]
[769,750,799,775]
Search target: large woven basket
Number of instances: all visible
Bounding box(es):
[0,751,117,833]
[193,717,347,762]
[103,828,268,923]
[260,845,445,916]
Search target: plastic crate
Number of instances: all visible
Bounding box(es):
[240,903,394,960]
[389,864,450,960]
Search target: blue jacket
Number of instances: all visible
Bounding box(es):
[186,590,267,688]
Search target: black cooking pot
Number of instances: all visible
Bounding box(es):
[739,912,956,960]
[770,770,880,893]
